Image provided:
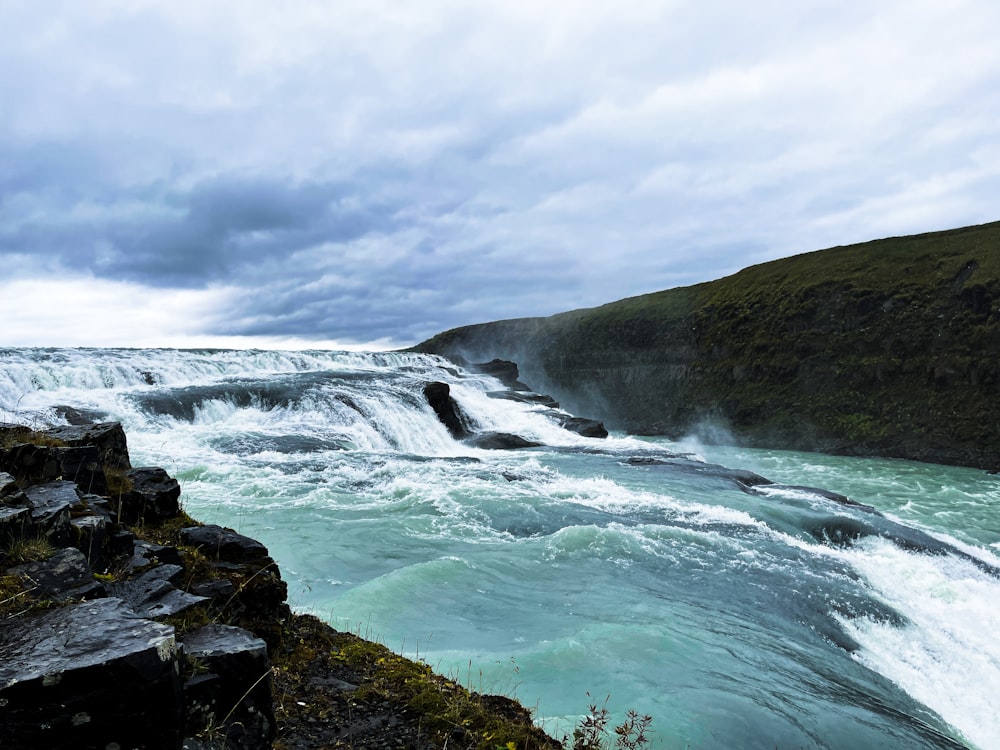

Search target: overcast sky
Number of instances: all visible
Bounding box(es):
[2,0,998,349]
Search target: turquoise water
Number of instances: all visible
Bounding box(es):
[2,348,997,749]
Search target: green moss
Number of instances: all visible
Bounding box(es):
[332,636,555,749]
[0,571,59,620]
[272,617,559,750]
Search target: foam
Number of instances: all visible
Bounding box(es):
[839,537,1000,749]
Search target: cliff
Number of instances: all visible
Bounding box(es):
[415,221,1000,472]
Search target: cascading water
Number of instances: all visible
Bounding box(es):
[1,347,997,749]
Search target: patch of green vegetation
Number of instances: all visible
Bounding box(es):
[104,466,134,498]
[127,508,201,547]
[3,534,56,565]
[569,694,653,750]
[0,574,38,619]
[0,568,60,620]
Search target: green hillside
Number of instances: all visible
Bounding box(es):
[415,221,1000,471]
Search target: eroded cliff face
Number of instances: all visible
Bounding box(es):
[416,221,1000,471]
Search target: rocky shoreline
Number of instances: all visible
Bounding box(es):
[0,420,562,750]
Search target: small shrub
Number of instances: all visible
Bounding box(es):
[568,694,653,750]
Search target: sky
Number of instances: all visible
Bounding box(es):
[2,0,999,349]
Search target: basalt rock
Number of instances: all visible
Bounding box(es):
[70,514,110,568]
[0,505,30,547]
[109,563,208,620]
[9,547,106,602]
[0,428,282,749]
[0,473,30,545]
[0,470,23,499]
[467,359,531,390]
[119,466,181,524]
[21,480,82,546]
[0,443,108,496]
[180,524,270,564]
[179,525,289,645]
[45,421,132,471]
[464,432,543,450]
[555,415,609,438]
[0,597,183,750]
[53,405,111,426]
[0,423,562,750]
[422,381,474,439]
[128,539,185,571]
[180,624,275,747]
[486,390,560,408]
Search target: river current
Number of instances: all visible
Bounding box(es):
[1,348,997,749]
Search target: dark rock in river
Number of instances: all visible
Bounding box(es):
[555,415,609,438]
[486,390,560,408]
[625,455,772,490]
[465,432,544,450]
[422,381,474,439]
[53,405,110,426]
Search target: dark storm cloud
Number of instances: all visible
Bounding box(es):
[108,177,392,287]
[2,168,403,288]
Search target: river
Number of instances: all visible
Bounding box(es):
[1,347,997,749]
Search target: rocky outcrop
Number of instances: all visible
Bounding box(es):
[0,442,109,496]
[415,221,1000,472]
[180,524,270,564]
[555,416,609,439]
[0,425,281,749]
[118,467,182,525]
